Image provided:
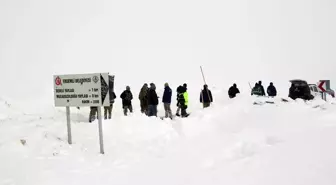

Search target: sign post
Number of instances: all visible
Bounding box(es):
[97,107,104,154]
[66,106,72,144]
[53,73,110,154]
[318,80,329,101]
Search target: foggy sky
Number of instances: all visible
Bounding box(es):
[1,0,335,100]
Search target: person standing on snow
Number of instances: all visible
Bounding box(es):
[267,82,277,97]
[104,90,116,119]
[177,85,189,117]
[147,83,159,117]
[251,83,262,96]
[120,86,133,116]
[251,81,265,96]
[200,84,213,108]
[89,106,98,123]
[162,83,173,119]
[258,81,266,96]
[139,83,149,115]
[228,83,240,98]
[176,83,187,116]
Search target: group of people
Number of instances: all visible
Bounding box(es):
[138,83,190,119]
[89,83,192,122]
[251,81,277,97]
[88,81,277,122]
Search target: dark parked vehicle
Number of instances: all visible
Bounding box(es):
[289,79,314,101]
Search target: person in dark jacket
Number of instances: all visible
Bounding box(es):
[251,81,265,96]
[200,84,213,108]
[258,81,266,96]
[89,106,98,123]
[104,91,116,119]
[138,83,149,115]
[147,83,159,117]
[120,86,133,116]
[267,82,277,97]
[162,83,173,119]
[251,83,262,96]
[176,83,187,116]
[177,85,189,117]
[228,83,240,98]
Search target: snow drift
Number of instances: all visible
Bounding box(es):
[1,91,336,185]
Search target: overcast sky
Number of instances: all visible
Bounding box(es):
[1,0,335,100]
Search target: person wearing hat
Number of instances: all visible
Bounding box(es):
[120,86,133,116]
[200,84,213,108]
[162,83,173,119]
[228,83,240,98]
[139,83,149,115]
[147,83,159,117]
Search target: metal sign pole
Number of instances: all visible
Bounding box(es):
[66,106,72,144]
[97,106,104,154]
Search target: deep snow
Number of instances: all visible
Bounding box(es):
[1,91,336,185]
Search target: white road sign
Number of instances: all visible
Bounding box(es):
[53,73,110,107]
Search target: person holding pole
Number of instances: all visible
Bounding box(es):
[200,84,213,108]
[200,66,212,107]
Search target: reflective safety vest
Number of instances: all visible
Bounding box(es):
[183,92,188,106]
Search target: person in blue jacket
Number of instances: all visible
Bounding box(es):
[162,83,173,119]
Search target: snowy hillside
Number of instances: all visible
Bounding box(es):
[1,91,336,185]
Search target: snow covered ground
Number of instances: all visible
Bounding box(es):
[1,0,336,184]
[1,90,336,185]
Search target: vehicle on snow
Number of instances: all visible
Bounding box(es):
[289,79,314,101]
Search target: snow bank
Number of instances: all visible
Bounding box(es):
[1,91,336,185]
